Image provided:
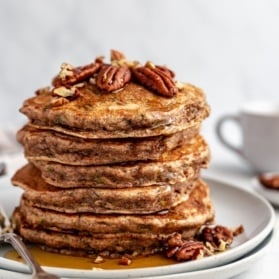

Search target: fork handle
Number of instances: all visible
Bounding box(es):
[1,232,44,274]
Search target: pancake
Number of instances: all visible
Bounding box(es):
[12,51,214,259]
[13,221,200,258]
[20,82,210,139]
[13,180,214,257]
[17,123,200,165]
[15,180,213,234]
[28,135,208,188]
[12,164,195,214]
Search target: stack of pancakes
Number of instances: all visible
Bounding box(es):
[12,51,214,258]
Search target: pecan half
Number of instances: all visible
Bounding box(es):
[165,233,205,261]
[197,225,233,252]
[176,241,205,261]
[132,63,178,97]
[155,64,175,79]
[259,174,279,189]
[166,241,205,261]
[53,62,101,87]
[96,65,131,92]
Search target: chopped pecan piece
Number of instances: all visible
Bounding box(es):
[53,62,101,87]
[197,225,233,252]
[94,255,104,264]
[175,241,205,261]
[111,49,126,62]
[232,225,244,237]
[95,56,105,64]
[132,63,178,97]
[110,49,139,68]
[96,65,131,92]
[166,240,205,261]
[52,86,79,98]
[118,256,132,265]
[166,232,184,247]
[165,233,205,261]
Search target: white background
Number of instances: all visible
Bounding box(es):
[1,0,279,163]
[0,1,279,278]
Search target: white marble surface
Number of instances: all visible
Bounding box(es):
[1,0,279,161]
[1,0,279,278]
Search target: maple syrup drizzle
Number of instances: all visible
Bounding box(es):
[5,246,176,270]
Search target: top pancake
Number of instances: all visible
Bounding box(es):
[21,82,210,139]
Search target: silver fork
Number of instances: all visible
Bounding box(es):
[0,207,60,279]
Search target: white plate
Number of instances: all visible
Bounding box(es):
[252,176,279,207]
[0,230,274,279]
[0,177,276,278]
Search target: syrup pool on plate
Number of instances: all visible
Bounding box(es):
[5,246,176,270]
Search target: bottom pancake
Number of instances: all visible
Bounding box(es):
[13,180,214,257]
[12,225,201,258]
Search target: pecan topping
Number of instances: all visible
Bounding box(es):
[155,64,175,79]
[111,49,126,62]
[132,62,178,97]
[167,232,184,247]
[164,225,244,263]
[53,62,101,87]
[197,225,233,252]
[94,255,104,264]
[49,49,181,99]
[165,233,205,261]
[96,65,131,92]
[232,225,244,237]
[110,49,139,68]
[118,256,132,265]
[175,241,205,261]
[52,86,79,98]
